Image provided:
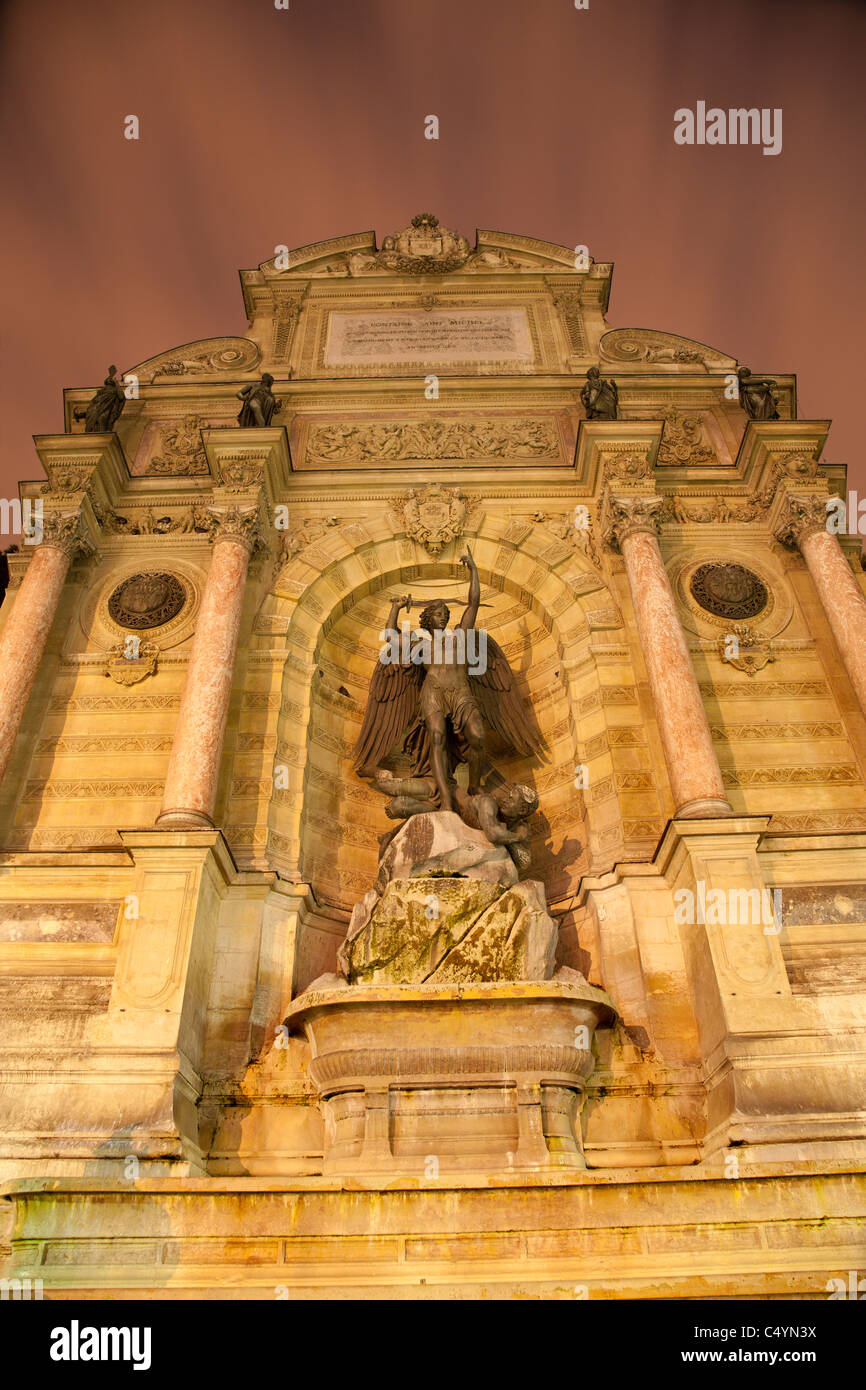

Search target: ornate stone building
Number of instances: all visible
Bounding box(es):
[1,217,865,1298]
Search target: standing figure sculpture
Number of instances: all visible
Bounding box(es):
[736,366,779,421]
[353,548,543,818]
[581,365,619,420]
[236,374,283,428]
[74,366,126,433]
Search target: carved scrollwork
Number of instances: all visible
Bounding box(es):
[104,639,159,685]
[718,625,775,676]
[136,337,261,382]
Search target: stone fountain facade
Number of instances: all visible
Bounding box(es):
[0,219,865,1298]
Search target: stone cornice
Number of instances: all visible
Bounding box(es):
[734,420,830,498]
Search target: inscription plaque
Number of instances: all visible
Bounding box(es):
[324,307,534,368]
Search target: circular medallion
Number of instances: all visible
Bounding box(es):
[107,572,186,630]
[689,562,768,621]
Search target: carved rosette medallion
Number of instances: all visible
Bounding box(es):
[388,484,480,556]
[601,494,664,552]
[774,494,832,549]
[690,563,768,621]
[107,572,186,630]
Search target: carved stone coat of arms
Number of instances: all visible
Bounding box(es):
[388,483,480,556]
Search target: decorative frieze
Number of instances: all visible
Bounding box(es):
[306,418,559,464]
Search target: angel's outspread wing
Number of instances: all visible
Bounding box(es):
[352,655,422,774]
[469,633,545,758]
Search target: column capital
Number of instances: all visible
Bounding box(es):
[772,491,831,550]
[600,491,664,552]
[207,500,269,555]
[38,508,96,560]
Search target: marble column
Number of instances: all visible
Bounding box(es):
[0,513,90,790]
[605,494,733,817]
[157,507,261,828]
[777,494,866,719]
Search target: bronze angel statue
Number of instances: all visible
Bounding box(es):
[353,548,544,837]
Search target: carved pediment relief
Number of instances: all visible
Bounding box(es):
[263,217,596,279]
[599,328,736,370]
[131,337,261,383]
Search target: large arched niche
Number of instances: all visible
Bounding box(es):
[263,523,632,915]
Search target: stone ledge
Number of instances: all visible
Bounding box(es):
[3,1167,864,1299]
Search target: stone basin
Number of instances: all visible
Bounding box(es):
[285,977,616,1175]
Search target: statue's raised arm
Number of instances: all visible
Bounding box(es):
[458,546,480,631]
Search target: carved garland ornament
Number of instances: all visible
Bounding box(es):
[107,572,187,630]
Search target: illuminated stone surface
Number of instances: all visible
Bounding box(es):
[0,223,864,1297]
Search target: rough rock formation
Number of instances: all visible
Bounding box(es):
[337,811,558,985]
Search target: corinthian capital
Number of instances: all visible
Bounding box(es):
[601,492,663,552]
[207,503,267,554]
[38,510,94,559]
[773,493,831,550]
